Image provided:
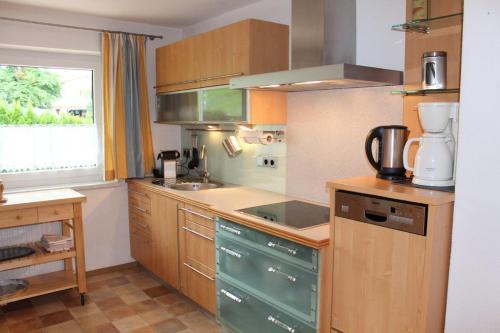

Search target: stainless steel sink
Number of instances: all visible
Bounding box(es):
[151,178,223,191]
[170,182,222,191]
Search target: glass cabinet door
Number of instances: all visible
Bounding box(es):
[201,87,246,122]
[157,90,199,123]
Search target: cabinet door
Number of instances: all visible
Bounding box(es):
[151,194,179,288]
[201,87,246,122]
[130,225,152,270]
[331,217,426,333]
[178,206,216,314]
[199,21,250,88]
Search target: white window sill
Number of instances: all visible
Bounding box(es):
[5,180,125,194]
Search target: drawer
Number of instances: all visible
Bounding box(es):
[130,212,151,232]
[183,259,216,314]
[217,236,318,324]
[0,208,38,228]
[217,278,316,333]
[216,218,319,272]
[179,205,214,229]
[38,204,74,222]
[182,220,215,269]
[128,188,151,216]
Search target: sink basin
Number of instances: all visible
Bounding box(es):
[170,182,222,191]
[151,178,223,191]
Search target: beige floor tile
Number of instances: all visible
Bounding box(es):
[45,320,83,333]
[112,315,148,333]
[33,299,67,317]
[68,302,101,318]
[130,326,157,333]
[120,291,150,305]
[138,308,174,325]
[87,271,123,283]
[130,299,160,314]
[88,287,118,302]
[95,296,127,311]
[166,302,196,317]
[103,305,137,321]
[81,322,121,333]
[111,283,141,295]
[153,318,188,333]
[75,312,110,330]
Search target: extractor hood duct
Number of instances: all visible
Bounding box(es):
[230,0,403,92]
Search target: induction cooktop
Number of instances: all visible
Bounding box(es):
[237,200,330,230]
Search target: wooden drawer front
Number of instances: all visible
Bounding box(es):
[129,211,151,232]
[183,220,215,270]
[130,224,152,270]
[180,205,214,229]
[128,188,151,215]
[38,204,74,223]
[0,208,38,228]
[183,258,215,314]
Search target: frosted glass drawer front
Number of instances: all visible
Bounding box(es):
[217,236,318,323]
[216,218,318,272]
[217,279,316,333]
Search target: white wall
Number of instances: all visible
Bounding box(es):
[356,0,405,70]
[445,1,500,332]
[182,0,291,37]
[0,3,183,271]
[286,86,403,203]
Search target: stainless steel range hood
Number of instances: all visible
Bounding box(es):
[230,0,403,92]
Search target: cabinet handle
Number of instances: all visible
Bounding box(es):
[267,315,295,333]
[182,226,214,241]
[219,224,241,235]
[220,246,242,259]
[179,208,213,221]
[220,289,242,303]
[128,189,148,198]
[267,241,297,256]
[154,78,199,89]
[132,206,148,213]
[183,263,214,281]
[133,220,149,229]
[267,266,297,282]
[199,72,243,82]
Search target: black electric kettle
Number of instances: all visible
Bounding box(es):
[365,125,409,180]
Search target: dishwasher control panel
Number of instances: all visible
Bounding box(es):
[335,190,427,236]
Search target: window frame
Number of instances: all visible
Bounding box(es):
[0,48,104,189]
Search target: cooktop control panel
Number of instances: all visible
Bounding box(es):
[335,190,427,236]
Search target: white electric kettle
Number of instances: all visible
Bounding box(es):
[403,135,454,186]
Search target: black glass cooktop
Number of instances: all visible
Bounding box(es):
[237,200,330,229]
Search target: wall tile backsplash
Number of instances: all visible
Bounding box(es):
[180,125,287,193]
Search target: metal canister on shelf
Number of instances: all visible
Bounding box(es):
[422,51,447,90]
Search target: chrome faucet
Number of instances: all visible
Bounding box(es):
[198,145,210,182]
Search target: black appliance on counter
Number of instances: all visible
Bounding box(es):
[156,150,180,178]
[365,125,409,180]
[237,200,329,230]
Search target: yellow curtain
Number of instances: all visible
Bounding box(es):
[102,32,154,180]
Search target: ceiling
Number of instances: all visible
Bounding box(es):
[0,0,262,27]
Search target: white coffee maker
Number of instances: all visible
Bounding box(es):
[403,102,459,187]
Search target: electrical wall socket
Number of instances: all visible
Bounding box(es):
[257,155,278,168]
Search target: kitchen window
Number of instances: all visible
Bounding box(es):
[0,49,103,189]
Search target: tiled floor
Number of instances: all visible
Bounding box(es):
[0,266,228,333]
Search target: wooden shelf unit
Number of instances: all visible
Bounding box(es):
[0,189,86,306]
[0,270,77,306]
[0,242,76,272]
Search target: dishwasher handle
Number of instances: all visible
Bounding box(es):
[364,210,387,223]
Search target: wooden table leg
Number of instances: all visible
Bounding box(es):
[73,203,87,296]
[61,219,73,272]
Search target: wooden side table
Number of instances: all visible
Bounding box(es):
[0,189,87,305]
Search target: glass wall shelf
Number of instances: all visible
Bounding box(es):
[392,12,463,33]
[391,88,460,96]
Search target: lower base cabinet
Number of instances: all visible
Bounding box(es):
[217,279,316,333]
[178,204,217,314]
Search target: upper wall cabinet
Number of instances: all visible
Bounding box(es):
[155,19,289,94]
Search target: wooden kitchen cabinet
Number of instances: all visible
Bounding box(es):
[150,193,180,289]
[128,186,153,271]
[178,204,216,314]
[155,19,289,93]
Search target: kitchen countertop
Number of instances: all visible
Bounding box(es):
[328,176,455,205]
[129,178,330,249]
